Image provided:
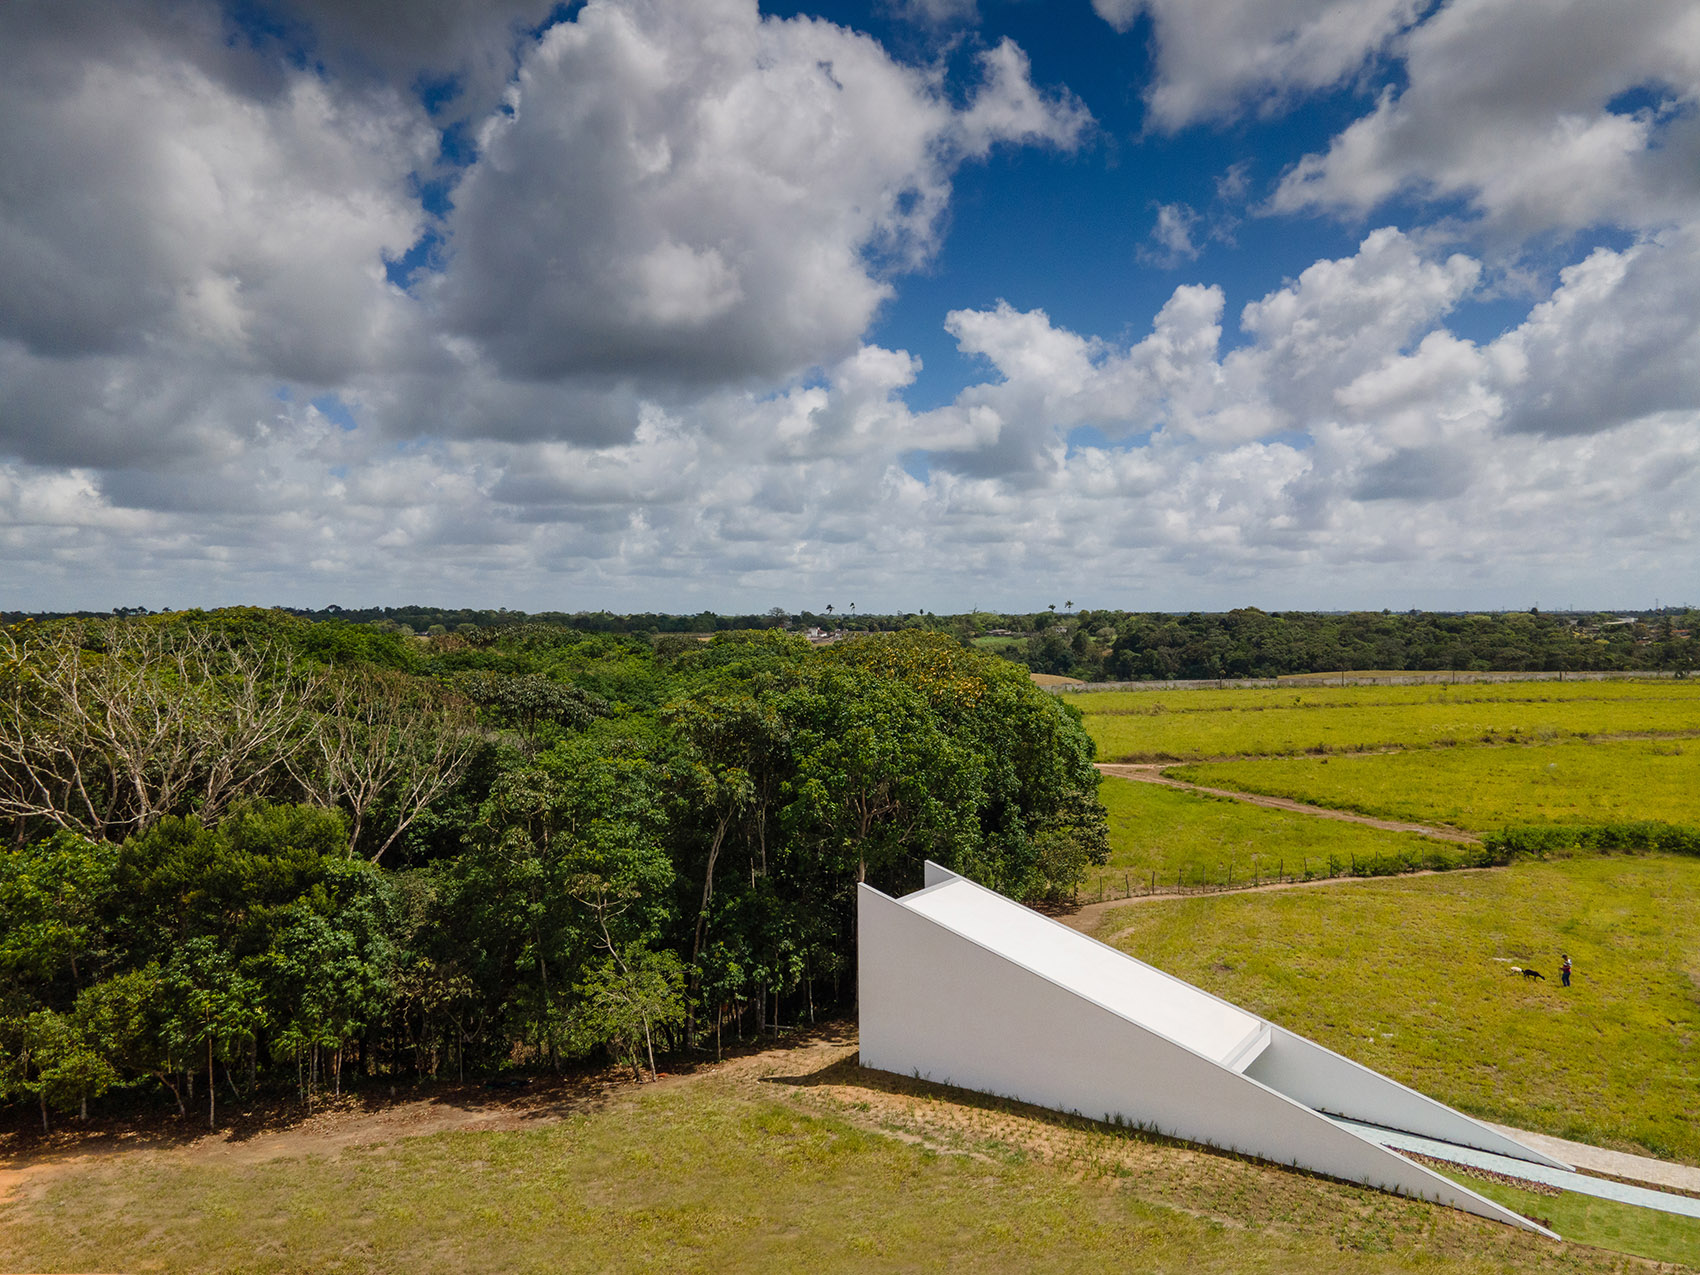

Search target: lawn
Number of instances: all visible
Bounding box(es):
[0,1048,1663,1275]
[1167,738,1700,832]
[1098,855,1700,1164]
[1446,1173,1700,1269]
[1084,776,1468,899]
[1074,681,1700,761]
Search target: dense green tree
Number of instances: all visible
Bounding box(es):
[0,611,1114,1122]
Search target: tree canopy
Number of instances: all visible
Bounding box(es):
[0,612,1105,1128]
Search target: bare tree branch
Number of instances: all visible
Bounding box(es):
[298,670,479,864]
[0,622,322,841]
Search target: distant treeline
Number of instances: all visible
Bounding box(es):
[1014,607,1700,682]
[3,604,1695,683]
[0,611,1105,1130]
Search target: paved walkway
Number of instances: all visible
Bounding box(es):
[1338,1119,1700,1219]
[1480,1121,1700,1195]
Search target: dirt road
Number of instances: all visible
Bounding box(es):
[1053,864,1507,936]
[1096,762,1480,843]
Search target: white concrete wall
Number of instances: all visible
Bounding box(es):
[900,876,1263,1065]
[1247,1027,1571,1169]
[858,883,1551,1235]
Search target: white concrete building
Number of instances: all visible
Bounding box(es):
[859,864,1567,1236]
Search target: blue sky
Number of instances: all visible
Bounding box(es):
[1,0,1697,613]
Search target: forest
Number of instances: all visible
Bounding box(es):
[1014,606,1699,681]
[7,605,1694,683]
[0,612,1106,1130]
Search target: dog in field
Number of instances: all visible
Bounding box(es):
[1510,966,1546,981]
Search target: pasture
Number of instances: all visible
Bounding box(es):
[1098,855,1700,1165]
[1075,679,1700,762]
[0,1035,1665,1275]
[1086,777,1468,899]
[1168,737,1700,833]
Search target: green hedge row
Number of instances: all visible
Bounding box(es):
[1483,821,1700,861]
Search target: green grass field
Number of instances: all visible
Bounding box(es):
[1086,776,1468,898]
[1448,1175,1700,1268]
[0,1052,1666,1275]
[1098,854,1700,1165]
[1075,680,1700,761]
[7,677,1694,1271]
[1069,678,1697,714]
[1167,737,1700,833]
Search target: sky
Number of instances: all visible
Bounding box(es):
[2,0,1698,615]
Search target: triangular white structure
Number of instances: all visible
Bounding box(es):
[859,864,1566,1237]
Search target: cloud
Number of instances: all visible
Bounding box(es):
[1228,227,1481,427]
[887,0,979,27]
[955,39,1092,158]
[0,0,1086,463]
[1139,203,1201,266]
[256,0,559,121]
[1272,0,1700,236]
[1,1,1696,614]
[0,6,429,379]
[918,228,1481,469]
[1093,0,1423,129]
[434,1,1087,390]
[1493,226,1700,436]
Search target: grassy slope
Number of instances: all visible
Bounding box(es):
[1168,738,1700,832]
[0,1059,1666,1275]
[1454,1176,1700,1269]
[1077,683,1700,762]
[1088,776,1467,897]
[1099,855,1700,1164]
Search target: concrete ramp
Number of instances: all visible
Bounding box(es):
[860,865,1563,1238]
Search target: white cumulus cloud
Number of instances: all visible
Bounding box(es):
[434,0,1087,390]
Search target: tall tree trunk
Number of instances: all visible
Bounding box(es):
[686,814,732,1048]
[538,952,559,1073]
[160,1072,187,1117]
[207,1035,216,1130]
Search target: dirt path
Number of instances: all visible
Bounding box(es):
[1053,865,1507,938]
[1096,762,1480,843]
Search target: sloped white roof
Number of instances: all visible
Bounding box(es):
[898,875,1266,1068]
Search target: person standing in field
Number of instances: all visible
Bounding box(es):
[1561,954,1572,987]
